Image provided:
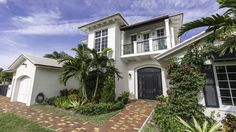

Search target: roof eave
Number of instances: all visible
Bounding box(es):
[155,31,213,60]
[79,13,129,33]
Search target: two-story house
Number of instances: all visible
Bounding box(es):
[79,13,183,100]
[79,13,236,119]
[7,13,236,119]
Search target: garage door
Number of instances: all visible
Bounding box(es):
[17,77,31,103]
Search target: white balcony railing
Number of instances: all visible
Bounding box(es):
[123,37,167,55]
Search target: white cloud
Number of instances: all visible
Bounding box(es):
[0,0,7,4]
[7,10,89,36]
[6,22,86,35]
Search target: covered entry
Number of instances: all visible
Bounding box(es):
[138,67,162,99]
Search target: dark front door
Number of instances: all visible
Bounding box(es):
[138,67,162,99]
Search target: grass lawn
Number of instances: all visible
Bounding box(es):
[0,112,54,132]
[33,105,120,124]
[141,122,159,132]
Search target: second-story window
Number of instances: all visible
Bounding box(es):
[156,28,165,37]
[131,35,137,43]
[95,29,108,52]
[143,33,149,40]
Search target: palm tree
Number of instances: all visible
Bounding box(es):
[44,51,69,60]
[59,45,92,99]
[179,0,236,55]
[90,48,122,97]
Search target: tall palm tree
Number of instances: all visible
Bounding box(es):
[179,0,236,55]
[59,45,91,99]
[44,51,69,60]
[90,48,122,97]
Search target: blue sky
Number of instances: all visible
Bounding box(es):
[0,0,222,69]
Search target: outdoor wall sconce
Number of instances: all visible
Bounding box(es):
[22,63,27,68]
[129,73,132,79]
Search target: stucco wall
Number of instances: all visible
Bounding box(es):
[10,59,36,106]
[31,66,79,105]
[126,59,168,99]
[86,22,129,98]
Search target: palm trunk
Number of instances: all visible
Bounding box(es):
[93,75,99,97]
[82,80,87,99]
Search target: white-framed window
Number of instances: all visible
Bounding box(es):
[156,28,165,37]
[94,29,108,52]
[215,65,236,106]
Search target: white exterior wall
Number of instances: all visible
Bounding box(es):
[86,23,129,98]
[31,67,79,105]
[127,60,168,99]
[10,59,36,106]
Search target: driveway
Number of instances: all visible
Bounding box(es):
[0,96,156,132]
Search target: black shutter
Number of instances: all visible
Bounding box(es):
[202,65,219,107]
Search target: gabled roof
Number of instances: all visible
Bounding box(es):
[121,15,169,30]
[155,31,213,60]
[79,13,129,33]
[8,54,63,70]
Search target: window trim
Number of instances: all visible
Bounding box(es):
[156,27,165,37]
[213,63,236,110]
[94,28,108,52]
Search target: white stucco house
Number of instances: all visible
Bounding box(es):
[6,13,236,119]
[7,54,78,106]
[78,13,236,119]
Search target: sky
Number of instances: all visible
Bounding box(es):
[0,0,223,69]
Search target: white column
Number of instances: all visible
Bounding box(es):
[171,27,175,47]
[121,31,124,56]
[149,38,153,52]
[133,41,137,54]
[165,19,171,49]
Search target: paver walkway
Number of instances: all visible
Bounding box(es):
[0,96,156,132]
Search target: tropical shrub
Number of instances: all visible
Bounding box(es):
[153,106,184,131]
[59,89,80,97]
[46,96,58,105]
[76,101,124,115]
[100,76,116,103]
[154,45,215,131]
[222,114,236,132]
[53,96,71,109]
[177,116,221,132]
[117,91,129,105]
[156,95,168,105]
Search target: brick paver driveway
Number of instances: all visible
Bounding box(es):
[0,96,156,132]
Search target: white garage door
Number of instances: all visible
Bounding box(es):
[17,77,31,103]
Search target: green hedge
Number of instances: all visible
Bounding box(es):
[76,101,124,115]
[153,106,184,132]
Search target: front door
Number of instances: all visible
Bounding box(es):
[138,67,162,99]
[17,77,30,103]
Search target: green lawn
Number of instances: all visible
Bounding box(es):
[0,113,54,132]
[33,105,120,124]
[141,123,159,132]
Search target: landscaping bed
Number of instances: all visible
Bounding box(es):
[33,105,120,124]
[36,88,129,124]
[0,112,53,132]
